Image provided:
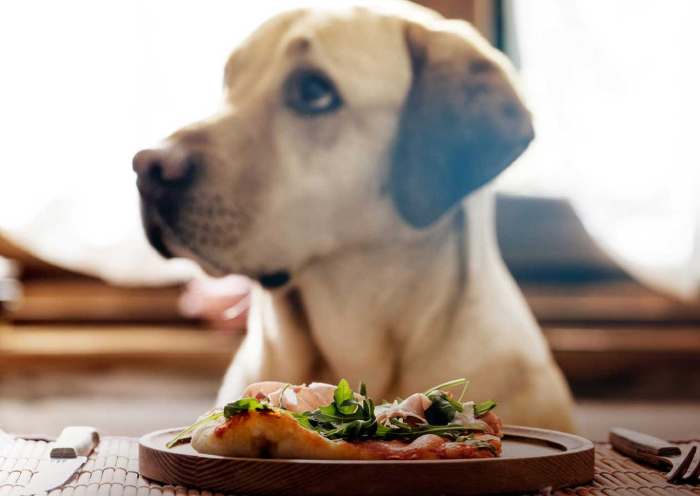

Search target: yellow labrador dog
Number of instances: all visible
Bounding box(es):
[133,1,574,430]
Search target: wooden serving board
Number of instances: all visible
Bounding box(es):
[139,426,594,496]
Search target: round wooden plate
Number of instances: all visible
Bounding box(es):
[139,426,594,495]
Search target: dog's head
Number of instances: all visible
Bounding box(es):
[134,2,533,288]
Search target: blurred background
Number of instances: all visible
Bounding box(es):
[1,0,698,441]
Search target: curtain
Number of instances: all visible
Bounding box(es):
[499,0,700,298]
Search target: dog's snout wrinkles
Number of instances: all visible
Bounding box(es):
[132,145,198,201]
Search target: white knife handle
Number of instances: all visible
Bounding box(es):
[50,427,99,459]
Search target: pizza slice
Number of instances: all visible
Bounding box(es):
[168,379,502,460]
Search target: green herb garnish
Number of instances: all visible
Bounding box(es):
[293,378,495,442]
[166,378,498,449]
[376,418,486,441]
[474,400,497,417]
[293,379,377,440]
[424,378,469,425]
[424,389,463,425]
[461,438,499,454]
[165,410,224,449]
[223,397,272,418]
[424,378,470,396]
[165,397,271,449]
[334,379,360,415]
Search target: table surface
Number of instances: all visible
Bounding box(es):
[1,436,698,496]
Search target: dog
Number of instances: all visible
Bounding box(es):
[133,1,574,431]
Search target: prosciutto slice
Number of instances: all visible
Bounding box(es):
[375,393,432,426]
[243,381,337,413]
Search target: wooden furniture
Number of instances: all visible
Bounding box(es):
[2,436,700,495]
[0,257,19,323]
[8,280,183,323]
[0,325,239,375]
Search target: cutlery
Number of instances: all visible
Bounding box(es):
[610,427,700,484]
[20,426,99,495]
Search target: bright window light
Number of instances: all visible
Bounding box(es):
[500,0,700,297]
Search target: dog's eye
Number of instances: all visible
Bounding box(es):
[285,69,342,115]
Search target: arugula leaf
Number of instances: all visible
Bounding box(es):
[460,438,499,454]
[169,380,498,449]
[334,378,359,415]
[166,397,270,449]
[378,418,486,441]
[474,400,497,417]
[223,397,271,418]
[166,410,224,449]
[424,378,469,396]
[334,378,352,404]
[291,378,496,443]
[457,380,470,402]
[293,414,313,430]
[425,390,462,425]
[293,379,377,440]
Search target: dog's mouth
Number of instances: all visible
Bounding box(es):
[258,271,291,289]
[141,202,292,289]
[140,203,175,259]
[140,202,227,273]
[143,220,174,259]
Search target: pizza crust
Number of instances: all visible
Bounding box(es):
[191,409,502,460]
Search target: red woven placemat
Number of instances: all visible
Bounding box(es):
[1,437,698,495]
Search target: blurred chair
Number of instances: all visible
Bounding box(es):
[0,256,20,321]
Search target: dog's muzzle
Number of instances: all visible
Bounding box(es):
[133,143,201,256]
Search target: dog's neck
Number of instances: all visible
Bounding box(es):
[285,188,501,397]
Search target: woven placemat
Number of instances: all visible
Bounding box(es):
[1,436,698,495]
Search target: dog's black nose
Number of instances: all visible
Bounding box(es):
[133,144,199,202]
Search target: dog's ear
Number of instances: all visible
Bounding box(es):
[389,20,534,228]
